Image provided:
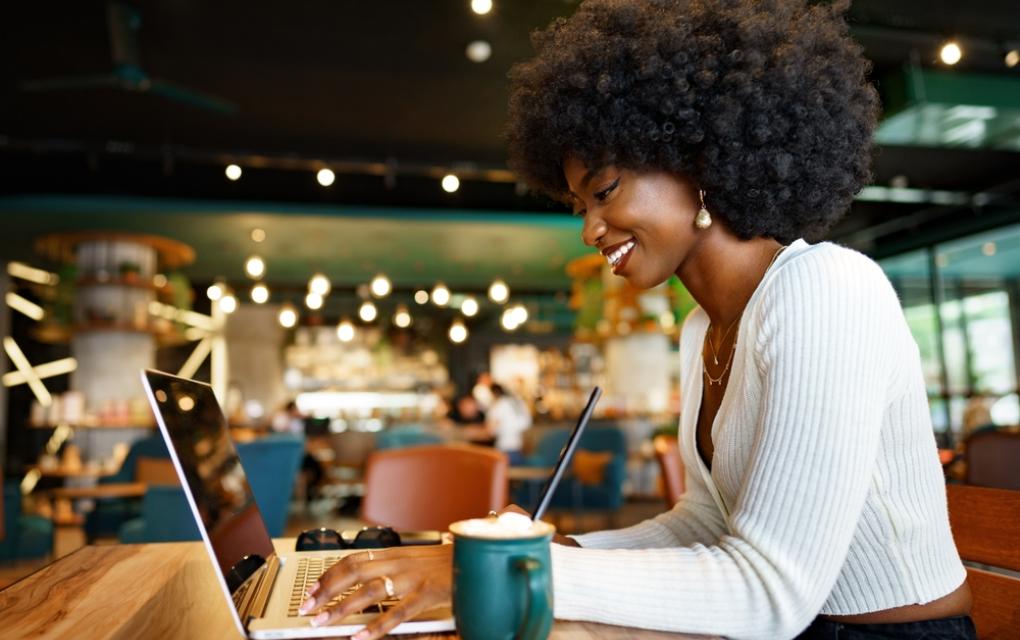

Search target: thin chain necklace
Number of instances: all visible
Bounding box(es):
[703,244,787,386]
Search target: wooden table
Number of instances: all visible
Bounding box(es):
[0,541,710,639]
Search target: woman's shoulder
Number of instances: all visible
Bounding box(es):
[765,240,894,302]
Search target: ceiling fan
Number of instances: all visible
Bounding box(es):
[20,1,237,114]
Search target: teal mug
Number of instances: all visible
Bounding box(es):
[449,517,555,640]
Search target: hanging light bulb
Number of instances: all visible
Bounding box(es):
[471,0,492,15]
[414,290,429,305]
[393,305,412,328]
[511,303,529,326]
[225,164,242,181]
[245,255,266,279]
[278,304,298,328]
[441,174,460,193]
[250,228,266,243]
[206,280,225,301]
[305,291,324,310]
[460,296,479,317]
[501,307,519,331]
[337,318,356,342]
[317,168,336,187]
[359,300,378,322]
[370,273,392,298]
[488,279,509,304]
[250,283,270,304]
[308,273,331,296]
[431,282,451,306]
[218,291,238,314]
[940,40,963,65]
[449,319,468,343]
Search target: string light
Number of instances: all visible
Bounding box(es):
[305,291,324,310]
[251,228,266,243]
[414,290,429,305]
[466,40,491,63]
[488,279,509,304]
[359,300,378,322]
[1007,50,1020,68]
[278,304,298,328]
[370,273,392,298]
[245,255,266,279]
[394,305,412,328]
[471,0,492,15]
[309,273,331,296]
[511,303,528,326]
[501,307,519,331]
[225,164,242,181]
[431,283,451,306]
[441,174,460,193]
[250,283,270,304]
[461,296,479,317]
[206,281,225,301]
[449,319,468,343]
[337,318,356,342]
[940,41,962,65]
[218,291,238,314]
[317,168,336,187]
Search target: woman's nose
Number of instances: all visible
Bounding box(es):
[581,214,607,248]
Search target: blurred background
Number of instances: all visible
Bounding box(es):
[1,0,1018,583]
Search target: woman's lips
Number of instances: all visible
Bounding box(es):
[602,237,636,274]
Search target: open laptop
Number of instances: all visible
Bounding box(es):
[140,369,455,639]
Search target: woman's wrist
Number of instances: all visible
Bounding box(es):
[553,533,581,547]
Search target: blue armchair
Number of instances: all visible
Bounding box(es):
[523,425,628,513]
[117,485,201,543]
[236,434,305,537]
[1,480,54,561]
[374,425,443,451]
[84,434,171,540]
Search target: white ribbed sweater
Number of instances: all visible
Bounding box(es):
[550,240,966,639]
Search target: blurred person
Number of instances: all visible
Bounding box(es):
[270,400,304,434]
[300,2,974,638]
[471,371,494,410]
[961,394,995,440]
[484,384,533,465]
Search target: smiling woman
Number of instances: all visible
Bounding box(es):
[301,2,976,639]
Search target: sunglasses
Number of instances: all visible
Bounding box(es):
[295,526,402,552]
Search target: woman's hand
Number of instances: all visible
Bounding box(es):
[298,545,452,640]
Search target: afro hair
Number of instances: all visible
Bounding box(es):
[506,0,879,243]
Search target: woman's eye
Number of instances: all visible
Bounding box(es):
[594,178,620,202]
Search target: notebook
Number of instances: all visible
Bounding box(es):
[140,369,455,639]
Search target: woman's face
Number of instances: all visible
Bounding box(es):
[564,156,702,289]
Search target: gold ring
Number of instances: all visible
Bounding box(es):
[488,510,499,518]
[366,550,375,562]
[381,575,397,598]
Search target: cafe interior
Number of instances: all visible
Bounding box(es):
[1,1,1019,638]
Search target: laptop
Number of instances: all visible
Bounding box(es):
[140,369,455,639]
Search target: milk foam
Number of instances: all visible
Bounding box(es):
[450,512,554,539]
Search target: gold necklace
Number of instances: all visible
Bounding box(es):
[702,244,787,386]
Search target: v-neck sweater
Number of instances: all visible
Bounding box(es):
[550,239,966,639]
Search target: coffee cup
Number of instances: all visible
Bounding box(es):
[449,513,555,640]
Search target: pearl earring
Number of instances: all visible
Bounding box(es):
[695,190,712,230]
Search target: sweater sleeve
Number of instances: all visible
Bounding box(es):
[572,465,728,549]
[551,249,896,639]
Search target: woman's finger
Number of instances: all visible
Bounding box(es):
[310,572,411,628]
[350,582,435,640]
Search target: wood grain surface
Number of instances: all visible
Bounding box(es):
[0,542,711,639]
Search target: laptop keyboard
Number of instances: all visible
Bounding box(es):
[289,556,400,618]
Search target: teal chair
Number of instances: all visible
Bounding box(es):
[236,434,305,537]
[85,433,170,540]
[522,425,628,513]
[374,425,444,451]
[118,485,201,543]
[1,480,54,561]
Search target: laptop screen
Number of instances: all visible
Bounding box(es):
[142,370,275,597]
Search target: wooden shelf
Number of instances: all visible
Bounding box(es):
[34,231,195,268]
[32,322,189,347]
[29,424,155,430]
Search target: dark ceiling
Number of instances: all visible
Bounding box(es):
[2,0,1020,269]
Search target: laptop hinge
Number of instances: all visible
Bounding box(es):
[239,554,281,624]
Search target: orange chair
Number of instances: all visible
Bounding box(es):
[653,435,685,509]
[361,443,508,531]
[946,484,1020,638]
